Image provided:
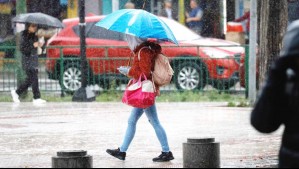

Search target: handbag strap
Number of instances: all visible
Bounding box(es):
[152,75,157,93]
[137,73,156,93]
[135,73,147,85]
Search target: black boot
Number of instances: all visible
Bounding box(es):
[153,151,174,162]
[106,148,126,161]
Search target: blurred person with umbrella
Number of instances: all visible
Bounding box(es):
[10,13,63,104]
[12,12,64,29]
[96,9,177,162]
[251,20,299,168]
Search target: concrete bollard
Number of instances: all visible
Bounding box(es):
[183,138,220,168]
[52,150,93,168]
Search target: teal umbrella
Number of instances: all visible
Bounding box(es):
[96,9,178,45]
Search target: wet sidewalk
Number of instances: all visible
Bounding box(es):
[0,102,282,168]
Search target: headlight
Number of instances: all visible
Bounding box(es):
[216,66,225,75]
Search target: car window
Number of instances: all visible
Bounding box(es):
[73,22,125,41]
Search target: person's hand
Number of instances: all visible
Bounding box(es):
[185,12,189,18]
[117,66,131,76]
[38,42,44,47]
[34,42,44,48]
[38,37,45,47]
[186,18,192,23]
[33,42,39,48]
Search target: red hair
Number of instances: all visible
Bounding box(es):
[128,42,162,95]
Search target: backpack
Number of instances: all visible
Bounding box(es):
[138,47,174,86]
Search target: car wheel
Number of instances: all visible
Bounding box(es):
[60,63,82,94]
[174,62,207,91]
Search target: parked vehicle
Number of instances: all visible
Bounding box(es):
[46,15,245,93]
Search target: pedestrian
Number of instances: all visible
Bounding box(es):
[11,23,47,104]
[124,2,135,9]
[251,20,299,168]
[0,0,13,40]
[106,35,174,162]
[185,0,204,35]
[234,10,250,36]
[59,0,68,20]
[159,0,178,21]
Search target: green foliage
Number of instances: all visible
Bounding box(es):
[227,101,250,107]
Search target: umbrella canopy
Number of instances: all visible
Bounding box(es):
[12,13,64,28]
[96,9,178,45]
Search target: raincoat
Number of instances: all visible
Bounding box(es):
[251,20,299,168]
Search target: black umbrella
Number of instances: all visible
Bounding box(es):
[12,13,64,28]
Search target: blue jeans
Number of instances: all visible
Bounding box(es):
[120,104,170,152]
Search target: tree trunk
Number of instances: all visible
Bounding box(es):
[258,0,288,87]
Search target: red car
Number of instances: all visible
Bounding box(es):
[46,16,245,93]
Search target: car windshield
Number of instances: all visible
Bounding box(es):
[160,17,202,42]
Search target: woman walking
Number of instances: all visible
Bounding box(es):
[11,23,46,104]
[106,35,174,162]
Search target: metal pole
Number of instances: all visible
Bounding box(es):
[178,0,185,24]
[72,0,96,102]
[79,0,87,88]
[222,0,227,35]
[249,0,257,104]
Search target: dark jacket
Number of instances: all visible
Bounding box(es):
[20,30,38,70]
[251,20,299,168]
[187,7,203,28]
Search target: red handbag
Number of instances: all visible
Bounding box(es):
[122,74,156,109]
